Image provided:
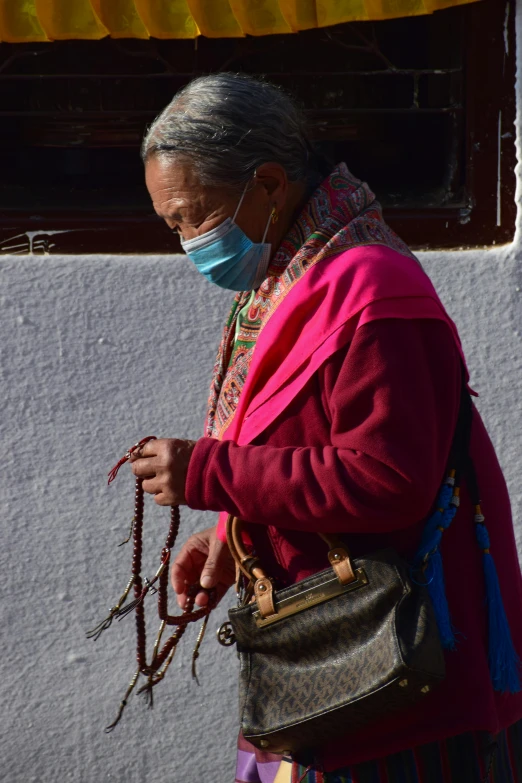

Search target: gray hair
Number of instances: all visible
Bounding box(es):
[141,73,327,192]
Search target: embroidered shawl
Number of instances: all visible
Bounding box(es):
[206,163,416,441]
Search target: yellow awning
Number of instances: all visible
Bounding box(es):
[0,0,481,42]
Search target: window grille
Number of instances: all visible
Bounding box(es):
[0,0,515,254]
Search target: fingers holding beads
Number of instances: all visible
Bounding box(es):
[130,457,156,478]
[130,437,197,506]
[171,526,236,609]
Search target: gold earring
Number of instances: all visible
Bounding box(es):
[271,206,278,224]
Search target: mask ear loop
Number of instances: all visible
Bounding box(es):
[233,176,276,245]
[261,206,276,243]
[232,180,251,223]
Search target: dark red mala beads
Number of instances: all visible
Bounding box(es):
[87,437,216,732]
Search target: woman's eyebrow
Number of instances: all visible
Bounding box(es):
[156,209,185,222]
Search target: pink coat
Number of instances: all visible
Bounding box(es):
[186,246,522,769]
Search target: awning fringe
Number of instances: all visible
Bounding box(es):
[0,0,480,43]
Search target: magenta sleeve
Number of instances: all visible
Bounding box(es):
[185,319,462,534]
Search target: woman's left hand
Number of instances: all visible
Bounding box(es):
[129,438,197,506]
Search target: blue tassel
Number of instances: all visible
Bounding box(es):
[413,481,459,650]
[426,549,457,650]
[415,484,453,561]
[475,521,521,694]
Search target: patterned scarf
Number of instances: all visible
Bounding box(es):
[206,163,415,441]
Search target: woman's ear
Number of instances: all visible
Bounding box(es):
[254,162,289,210]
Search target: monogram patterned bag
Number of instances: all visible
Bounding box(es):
[221,515,445,755]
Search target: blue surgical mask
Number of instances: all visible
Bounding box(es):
[180,182,273,291]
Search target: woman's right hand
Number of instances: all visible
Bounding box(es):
[170,524,236,608]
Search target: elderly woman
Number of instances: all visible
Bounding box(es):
[130,74,522,783]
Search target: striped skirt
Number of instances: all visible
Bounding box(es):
[234,720,522,783]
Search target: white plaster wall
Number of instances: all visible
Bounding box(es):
[1,9,522,783]
[0,256,238,782]
[3,243,521,783]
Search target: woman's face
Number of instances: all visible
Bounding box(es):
[145,156,277,244]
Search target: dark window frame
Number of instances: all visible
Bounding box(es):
[0,0,516,255]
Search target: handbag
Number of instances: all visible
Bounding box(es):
[220,514,445,755]
[217,381,520,755]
